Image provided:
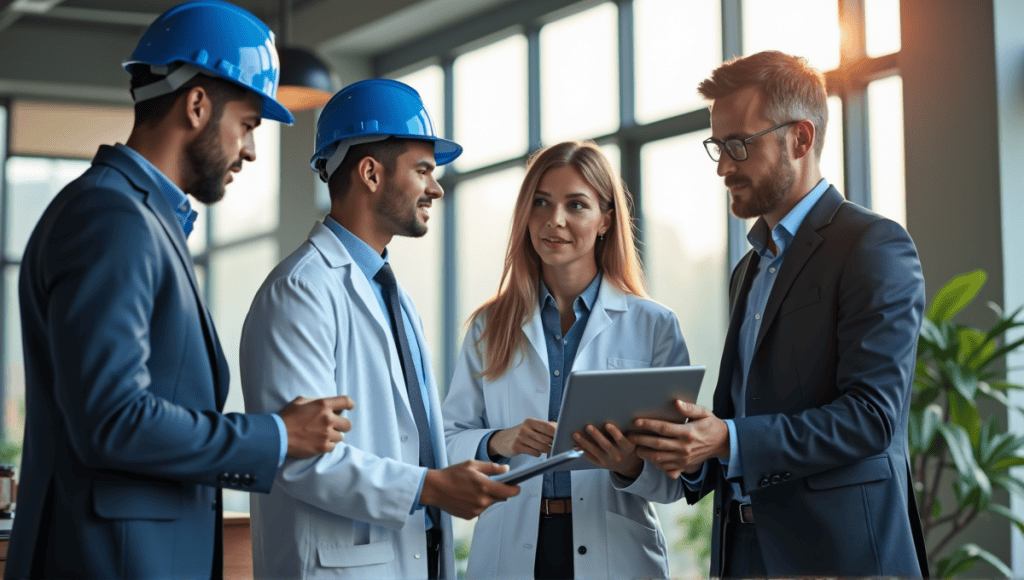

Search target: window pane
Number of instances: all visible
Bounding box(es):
[455,167,525,336]
[865,0,901,57]
[541,3,619,143]
[641,131,727,577]
[212,123,280,244]
[821,96,845,196]
[4,157,91,260]
[394,65,448,180]
[389,195,445,394]
[743,0,840,72]
[868,75,906,227]
[11,101,133,159]
[599,143,620,178]
[454,35,528,171]
[635,0,721,123]
[3,266,25,463]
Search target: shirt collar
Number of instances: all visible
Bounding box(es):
[747,177,830,258]
[115,143,198,238]
[323,215,387,281]
[539,272,602,313]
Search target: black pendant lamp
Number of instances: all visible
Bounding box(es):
[276,0,335,112]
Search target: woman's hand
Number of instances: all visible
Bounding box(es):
[573,422,644,479]
[488,418,557,458]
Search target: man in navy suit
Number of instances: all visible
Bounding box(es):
[6,2,353,578]
[629,50,930,578]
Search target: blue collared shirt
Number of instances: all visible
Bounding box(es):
[323,216,436,526]
[116,144,289,467]
[684,178,830,500]
[116,143,198,238]
[473,273,602,499]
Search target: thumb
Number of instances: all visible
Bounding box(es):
[675,399,709,419]
[472,461,510,476]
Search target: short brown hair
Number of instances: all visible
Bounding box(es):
[326,138,409,203]
[130,67,250,128]
[698,50,828,158]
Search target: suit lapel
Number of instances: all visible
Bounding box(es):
[752,187,845,355]
[95,146,230,406]
[713,251,760,418]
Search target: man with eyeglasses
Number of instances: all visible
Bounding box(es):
[628,50,929,578]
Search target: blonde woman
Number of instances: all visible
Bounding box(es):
[443,140,689,579]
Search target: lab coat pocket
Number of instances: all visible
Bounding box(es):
[317,540,396,568]
[604,510,669,579]
[607,358,651,370]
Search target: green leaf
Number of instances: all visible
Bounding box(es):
[931,499,942,519]
[937,423,991,509]
[959,327,995,370]
[920,404,942,452]
[989,381,1024,391]
[920,317,947,350]
[936,548,977,578]
[943,360,979,400]
[992,473,1024,499]
[976,335,1024,372]
[992,457,1024,471]
[928,270,986,322]
[988,504,1024,536]
[961,544,1013,578]
[947,391,980,447]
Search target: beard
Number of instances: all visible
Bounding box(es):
[184,117,239,205]
[726,153,795,219]
[376,180,429,238]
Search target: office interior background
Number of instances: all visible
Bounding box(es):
[0,0,1021,576]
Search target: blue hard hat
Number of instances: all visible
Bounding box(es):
[123,0,294,125]
[310,79,462,181]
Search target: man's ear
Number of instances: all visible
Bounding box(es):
[357,156,383,193]
[792,119,816,160]
[183,86,211,131]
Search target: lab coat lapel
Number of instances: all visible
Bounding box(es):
[575,278,626,363]
[307,223,413,413]
[522,304,548,376]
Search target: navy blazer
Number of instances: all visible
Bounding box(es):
[685,186,930,577]
[6,145,281,579]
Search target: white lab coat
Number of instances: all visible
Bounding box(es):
[443,279,690,580]
[240,221,454,579]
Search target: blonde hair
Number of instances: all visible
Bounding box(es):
[698,50,829,158]
[471,140,648,380]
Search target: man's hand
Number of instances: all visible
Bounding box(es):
[279,395,355,458]
[420,460,521,519]
[627,400,729,479]
[573,422,643,479]
[487,418,557,458]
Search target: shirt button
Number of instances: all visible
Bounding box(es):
[563,339,567,345]
[553,370,560,377]
[755,313,761,320]
[769,267,776,273]
[578,546,587,555]
[401,435,409,441]
[555,334,561,340]
[414,554,421,559]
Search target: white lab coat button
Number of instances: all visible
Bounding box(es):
[415,554,421,559]
[401,435,409,441]
[554,370,560,377]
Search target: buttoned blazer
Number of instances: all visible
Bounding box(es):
[6,145,281,580]
[240,221,454,580]
[443,279,690,580]
[684,186,930,577]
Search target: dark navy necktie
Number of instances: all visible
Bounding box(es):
[374,263,440,527]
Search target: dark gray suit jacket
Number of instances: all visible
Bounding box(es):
[7,145,280,579]
[685,186,930,577]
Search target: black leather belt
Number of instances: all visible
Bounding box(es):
[727,502,754,524]
[426,528,442,552]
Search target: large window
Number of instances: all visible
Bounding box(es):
[376,0,905,575]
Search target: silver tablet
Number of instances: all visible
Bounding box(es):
[549,365,706,471]
[490,450,584,485]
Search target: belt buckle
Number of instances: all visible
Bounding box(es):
[542,498,552,515]
[739,503,753,524]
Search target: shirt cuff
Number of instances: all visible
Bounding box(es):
[680,460,708,491]
[272,413,288,468]
[723,418,741,480]
[412,469,428,513]
[476,430,510,464]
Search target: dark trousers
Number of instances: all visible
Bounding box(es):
[535,513,573,580]
[721,504,767,579]
[427,528,441,579]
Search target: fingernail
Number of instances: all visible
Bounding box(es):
[573,433,580,441]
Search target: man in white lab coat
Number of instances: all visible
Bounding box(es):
[240,79,519,579]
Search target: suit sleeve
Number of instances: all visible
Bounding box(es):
[443,317,499,464]
[612,306,691,503]
[733,218,925,495]
[240,273,425,530]
[43,192,279,490]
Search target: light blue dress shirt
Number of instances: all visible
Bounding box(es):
[684,178,830,503]
[323,216,436,527]
[474,273,601,499]
[116,143,288,468]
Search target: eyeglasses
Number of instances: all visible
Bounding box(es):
[702,120,799,162]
